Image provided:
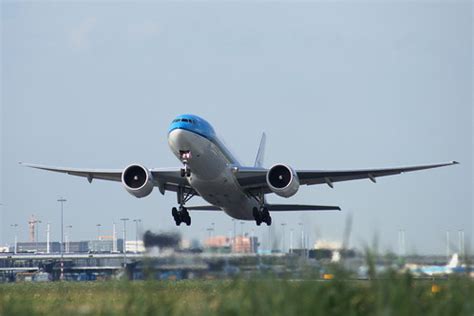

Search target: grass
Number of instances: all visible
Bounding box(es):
[0,273,473,316]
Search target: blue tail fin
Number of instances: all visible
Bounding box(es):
[254,132,266,167]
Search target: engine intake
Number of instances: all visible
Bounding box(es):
[266,164,300,198]
[122,164,154,198]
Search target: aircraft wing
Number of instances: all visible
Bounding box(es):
[237,161,459,193]
[19,162,193,195]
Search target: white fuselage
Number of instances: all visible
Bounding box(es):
[168,129,259,220]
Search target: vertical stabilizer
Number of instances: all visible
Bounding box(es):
[447,253,459,268]
[254,132,266,167]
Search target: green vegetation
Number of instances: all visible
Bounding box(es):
[0,275,473,316]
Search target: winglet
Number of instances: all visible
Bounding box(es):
[254,132,266,168]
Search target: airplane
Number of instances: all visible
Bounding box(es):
[406,254,462,277]
[21,114,458,226]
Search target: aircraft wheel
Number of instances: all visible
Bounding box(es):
[172,207,180,225]
[252,207,259,219]
[265,216,272,226]
[180,168,186,177]
[185,216,191,226]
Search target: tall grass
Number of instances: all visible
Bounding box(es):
[0,273,473,316]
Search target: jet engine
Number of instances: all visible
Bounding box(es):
[266,164,300,198]
[122,164,154,198]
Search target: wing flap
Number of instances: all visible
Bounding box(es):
[266,204,341,211]
[186,205,222,211]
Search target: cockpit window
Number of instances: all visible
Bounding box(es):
[173,118,197,124]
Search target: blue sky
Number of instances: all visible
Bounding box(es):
[1,1,472,254]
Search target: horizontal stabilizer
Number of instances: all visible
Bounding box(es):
[186,205,222,211]
[266,204,341,211]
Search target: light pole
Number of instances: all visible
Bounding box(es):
[46,222,51,254]
[120,218,129,266]
[298,222,304,257]
[0,204,3,245]
[66,225,72,253]
[57,198,67,254]
[112,222,117,253]
[290,229,294,254]
[96,224,102,240]
[240,221,245,252]
[10,224,18,254]
[206,228,213,240]
[458,229,465,259]
[446,231,450,261]
[281,223,287,253]
[251,229,255,253]
[232,219,236,251]
[35,219,42,253]
[57,197,67,281]
[133,219,141,253]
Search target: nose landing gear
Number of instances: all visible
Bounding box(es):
[180,151,192,178]
[180,167,191,178]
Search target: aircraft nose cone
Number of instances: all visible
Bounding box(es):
[168,128,193,151]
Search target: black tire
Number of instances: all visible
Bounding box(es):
[265,216,272,226]
[185,216,191,226]
[252,207,259,220]
[256,220,262,226]
[172,207,178,217]
[186,169,191,177]
[180,169,185,177]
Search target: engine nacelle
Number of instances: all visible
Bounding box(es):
[266,164,300,198]
[122,164,154,198]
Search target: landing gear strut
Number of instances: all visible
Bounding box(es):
[172,187,195,226]
[251,192,272,226]
[180,151,192,177]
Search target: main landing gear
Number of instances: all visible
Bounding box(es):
[173,187,195,226]
[253,206,272,226]
[172,206,191,226]
[251,192,272,226]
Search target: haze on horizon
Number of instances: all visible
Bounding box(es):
[1,1,472,255]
